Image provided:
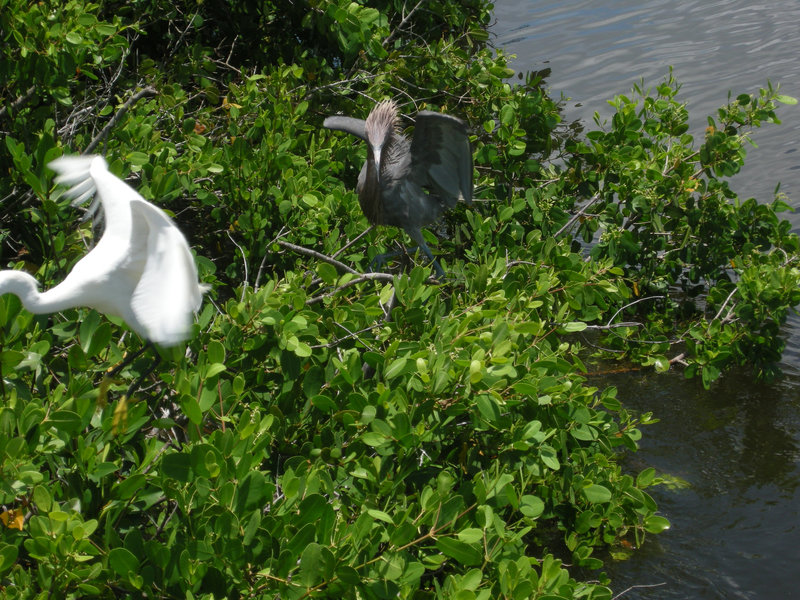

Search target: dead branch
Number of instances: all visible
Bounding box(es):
[555,191,602,238]
[0,85,36,119]
[84,86,158,154]
[306,273,395,306]
[278,239,361,275]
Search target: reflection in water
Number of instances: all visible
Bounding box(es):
[491,3,800,597]
[600,370,800,598]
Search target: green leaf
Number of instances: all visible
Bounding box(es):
[48,410,82,434]
[520,495,544,518]
[457,528,484,544]
[179,394,203,424]
[636,467,656,488]
[362,432,389,447]
[583,484,612,504]
[235,471,269,512]
[162,452,193,482]
[299,543,334,586]
[435,538,482,566]
[540,445,560,470]
[108,547,140,576]
[205,362,227,378]
[0,544,19,575]
[366,509,394,524]
[644,515,671,534]
[384,356,408,380]
[127,151,149,166]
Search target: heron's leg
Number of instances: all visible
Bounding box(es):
[405,228,446,279]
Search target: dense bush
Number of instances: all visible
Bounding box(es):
[1,1,797,598]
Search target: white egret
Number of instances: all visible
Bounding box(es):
[0,155,208,402]
[0,154,206,344]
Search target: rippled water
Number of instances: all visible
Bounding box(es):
[494,0,800,205]
[492,2,800,598]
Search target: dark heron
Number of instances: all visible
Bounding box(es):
[323,99,473,278]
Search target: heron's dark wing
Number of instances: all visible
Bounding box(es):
[410,111,473,207]
[323,115,368,142]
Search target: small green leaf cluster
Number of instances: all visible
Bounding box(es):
[560,70,800,385]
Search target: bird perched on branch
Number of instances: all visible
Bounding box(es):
[0,155,208,405]
[324,99,473,278]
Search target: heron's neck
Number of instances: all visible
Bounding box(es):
[360,154,383,223]
[0,270,80,314]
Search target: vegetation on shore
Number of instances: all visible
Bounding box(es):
[1,1,797,597]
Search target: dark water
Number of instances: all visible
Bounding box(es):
[492,2,800,598]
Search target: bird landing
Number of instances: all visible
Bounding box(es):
[324,100,474,278]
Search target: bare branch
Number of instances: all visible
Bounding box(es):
[0,85,36,119]
[227,231,249,301]
[555,192,602,238]
[332,225,375,259]
[712,286,738,323]
[612,582,667,599]
[254,226,289,291]
[84,86,158,154]
[606,295,666,327]
[277,239,361,275]
[384,0,428,48]
[583,321,643,330]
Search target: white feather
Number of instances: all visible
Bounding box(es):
[0,154,207,347]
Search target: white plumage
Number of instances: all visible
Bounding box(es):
[0,155,207,346]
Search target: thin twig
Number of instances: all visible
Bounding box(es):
[712,286,738,322]
[555,192,602,238]
[84,86,157,154]
[310,322,378,350]
[254,226,288,291]
[298,72,381,99]
[606,295,666,327]
[278,239,360,275]
[332,225,375,259]
[306,273,395,306]
[612,582,667,599]
[0,85,36,119]
[227,231,249,301]
[669,352,687,366]
[583,321,643,330]
[383,0,428,48]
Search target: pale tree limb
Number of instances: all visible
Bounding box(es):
[612,582,667,599]
[84,86,158,154]
[306,273,395,306]
[383,0,427,48]
[227,231,249,301]
[0,85,36,119]
[332,225,376,260]
[555,192,602,238]
[277,239,362,275]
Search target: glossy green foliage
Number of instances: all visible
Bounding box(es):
[0,0,796,598]
[558,69,800,385]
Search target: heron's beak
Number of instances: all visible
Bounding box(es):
[373,145,382,185]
